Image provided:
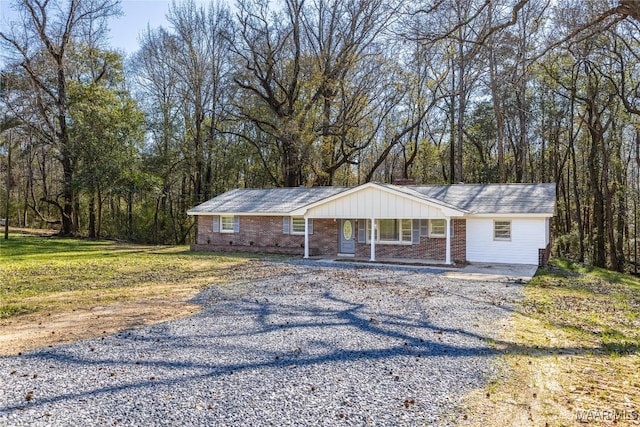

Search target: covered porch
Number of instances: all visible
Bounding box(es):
[306,254,454,267]
[291,183,467,265]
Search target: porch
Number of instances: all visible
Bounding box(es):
[306,254,457,267]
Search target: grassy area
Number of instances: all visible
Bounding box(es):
[0,231,262,319]
[460,259,640,426]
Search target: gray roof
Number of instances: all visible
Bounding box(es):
[375,182,470,213]
[187,187,347,215]
[409,183,556,214]
[188,183,556,216]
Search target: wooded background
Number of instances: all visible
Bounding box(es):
[1,0,639,272]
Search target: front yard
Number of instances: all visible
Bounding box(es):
[0,231,275,355]
[460,260,640,426]
[1,231,638,425]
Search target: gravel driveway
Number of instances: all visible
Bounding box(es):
[0,262,524,426]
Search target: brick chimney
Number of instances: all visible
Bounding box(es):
[392,178,416,186]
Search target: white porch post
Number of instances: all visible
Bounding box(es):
[370,217,376,261]
[304,217,310,259]
[445,217,451,265]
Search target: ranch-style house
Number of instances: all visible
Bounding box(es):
[188,182,556,266]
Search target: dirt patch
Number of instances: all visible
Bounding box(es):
[5,226,59,237]
[0,293,202,357]
[0,260,294,357]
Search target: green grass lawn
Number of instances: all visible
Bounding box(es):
[461,259,640,426]
[0,232,259,319]
[524,259,640,355]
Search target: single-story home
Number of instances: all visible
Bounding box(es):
[188,182,556,266]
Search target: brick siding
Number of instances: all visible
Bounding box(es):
[354,219,466,263]
[538,243,551,267]
[194,216,337,256]
[194,216,467,263]
[452,219,466,263]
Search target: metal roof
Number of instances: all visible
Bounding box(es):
[408,183,556,214]
[374,182,469,213]
[187,187,348,215]
[188,183,556,216]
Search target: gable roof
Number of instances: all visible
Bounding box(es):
[289,182,468,217]
[409,183,556,215]
[187,187,347,215]
[187,182,556,216]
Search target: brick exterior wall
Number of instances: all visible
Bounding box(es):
[193,215,467,263]
[452,219,466,263]
[538,243,551,267]
[194,216,338,256]
[354,219,466,263]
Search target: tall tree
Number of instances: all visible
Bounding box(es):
[0,0,121,235]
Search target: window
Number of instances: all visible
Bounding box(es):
[401,219,412,242]
[494,220,511,240]
[220,215,235,233]
[291,217,305,234]
[430,219,446,237]
[379,219,399,241]
[366,219,412,244]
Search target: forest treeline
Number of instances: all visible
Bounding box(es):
[1,0,639,271]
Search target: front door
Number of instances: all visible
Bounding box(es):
[339,219,355,254]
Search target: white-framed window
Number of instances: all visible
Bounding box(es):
[366,219,412,244]
[429,219,446,238]
[494,220,511,240]
[291,217,305,234]
[220,215,235,233]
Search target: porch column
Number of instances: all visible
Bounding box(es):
[445,217,451,265]
[370,217,376,262]
[304,217,310,259]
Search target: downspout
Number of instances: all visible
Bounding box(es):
[445,217,452,265]
[370,218,376,262]
[304,217,309,259]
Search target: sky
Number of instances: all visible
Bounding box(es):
[0,0,213,57]
[107,1,175,55]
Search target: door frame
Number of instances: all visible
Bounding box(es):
[339,219,355,255]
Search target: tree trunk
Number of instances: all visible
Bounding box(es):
[449,55,456,184]
[456,33,465,184]
[127,189,133,238]
[281,137,300,187]
[587,107,606,268]
[96,184,103,239]
[61,155,74,235]
[88,190,96,239]
[4,130,11,240]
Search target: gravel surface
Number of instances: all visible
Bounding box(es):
[0,262,524,426]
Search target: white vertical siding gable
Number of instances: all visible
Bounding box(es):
[305,186,451,219]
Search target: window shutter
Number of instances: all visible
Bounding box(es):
[412,219,421,244]
[283,217,290,234]
[357,220,366,243]
[308,219,314,235]
[213,216,220,233]
[420,219,429,236]
[233,216,240,233]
